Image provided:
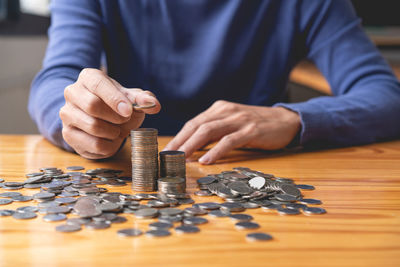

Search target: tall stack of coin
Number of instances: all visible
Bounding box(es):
[131,128,159,191]
[159,151,186,179]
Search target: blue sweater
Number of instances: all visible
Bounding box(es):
[29,0,400,151]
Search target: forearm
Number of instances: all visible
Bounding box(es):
[275,79,400,146]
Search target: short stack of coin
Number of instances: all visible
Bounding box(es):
[131,128,159,191]
[159,151,186,179]
[158,177,186,195]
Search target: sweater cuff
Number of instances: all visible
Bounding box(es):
[273,101,330,145]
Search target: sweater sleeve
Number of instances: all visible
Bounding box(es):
[28,0,103,151]
[275,0,400,146]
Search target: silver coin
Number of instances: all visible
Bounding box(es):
[12,195,33,202]
[66,218,91,225]
[229,214,253,222]
[235,221,260,230]
[303,207,326,215]
[55,197,77,204]
[46,206,71,214]
[299,198,322,205]
[196,202,220,210]
[295,184,315,190]
[134,208,159,219]
[66,166,85,171]
[55,224,82,233]
[194,190,213,197]
[0,192,22,198]
[33,192,55,200]
[3,182,24,187]
[149,222,173,230]
[246,232,273,241]
[0,178,4,182]
[241,202,260,209]
[86,221,111,230]
[16,206,38,213]
[280,184,301,198]
[274,194,298,202]
[43,213,67,222]
[197,176,217,185]
[12,211,37,220]
[184,207,208,216]
[248,176,266,190]
[110,216,127,223]
[208,210,231,217]
[98,202,121,212]
[219,202,245,212]
[159,208,182,217]
[117,228,143,237]
[0,199,13,205]
[145,229,171,237]
[0,209,14,216]
[175,225,200,234]
[183,217,208,225]
[277,207,300,215]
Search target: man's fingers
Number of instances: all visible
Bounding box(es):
[122,88,161,115]
[198,128,254,165]
[60,103,121,140]
[177,119,237,158]
[79,68,132,118]
[64,83,130,124]
[62,126,122,159]
[163,111,216,151]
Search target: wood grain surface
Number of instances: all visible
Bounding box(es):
[290,61,400,95]
[0,135,400,267]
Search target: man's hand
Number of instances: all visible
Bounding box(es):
[60,68,161,159]
[164,100,300,164]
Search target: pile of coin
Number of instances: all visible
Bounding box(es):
[159,150,186,179]
[0,165,326,242]
[158,177,186,197]
[195,167,326,216]
[131,128,159,191]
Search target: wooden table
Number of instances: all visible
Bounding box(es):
[1,135,400,267]
[290,61,400,95]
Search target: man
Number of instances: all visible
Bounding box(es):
[29,0,400,164]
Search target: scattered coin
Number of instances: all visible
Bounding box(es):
[303,207,327,215]
[146,229,171,237]
[66,166,85,171]
[0,192,22,198]
[299,198,322,205]
[296,184,315,190]
[208,210,230,217]
[0,199,13,205]
[149,222,173,230]
[134,208,158,219]
[235,221,260,230]
[175,225,200,234]
[12,211,37,220]
[86,221,111,230]
[16,206,38,213]
[183,217,208,225]
[229,214,253,222]
[277,207,301,215]
[12,195,33,202]
[43,213,67,222]
[246,232,273,242]
[66,218,91,225]
[0,209,14,216]
[55,224,82,233]
[117,228,143,237]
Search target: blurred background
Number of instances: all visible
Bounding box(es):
[0,0,399,135]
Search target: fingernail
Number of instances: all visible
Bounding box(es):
[117,101,131,117]
[199,154,211,164]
